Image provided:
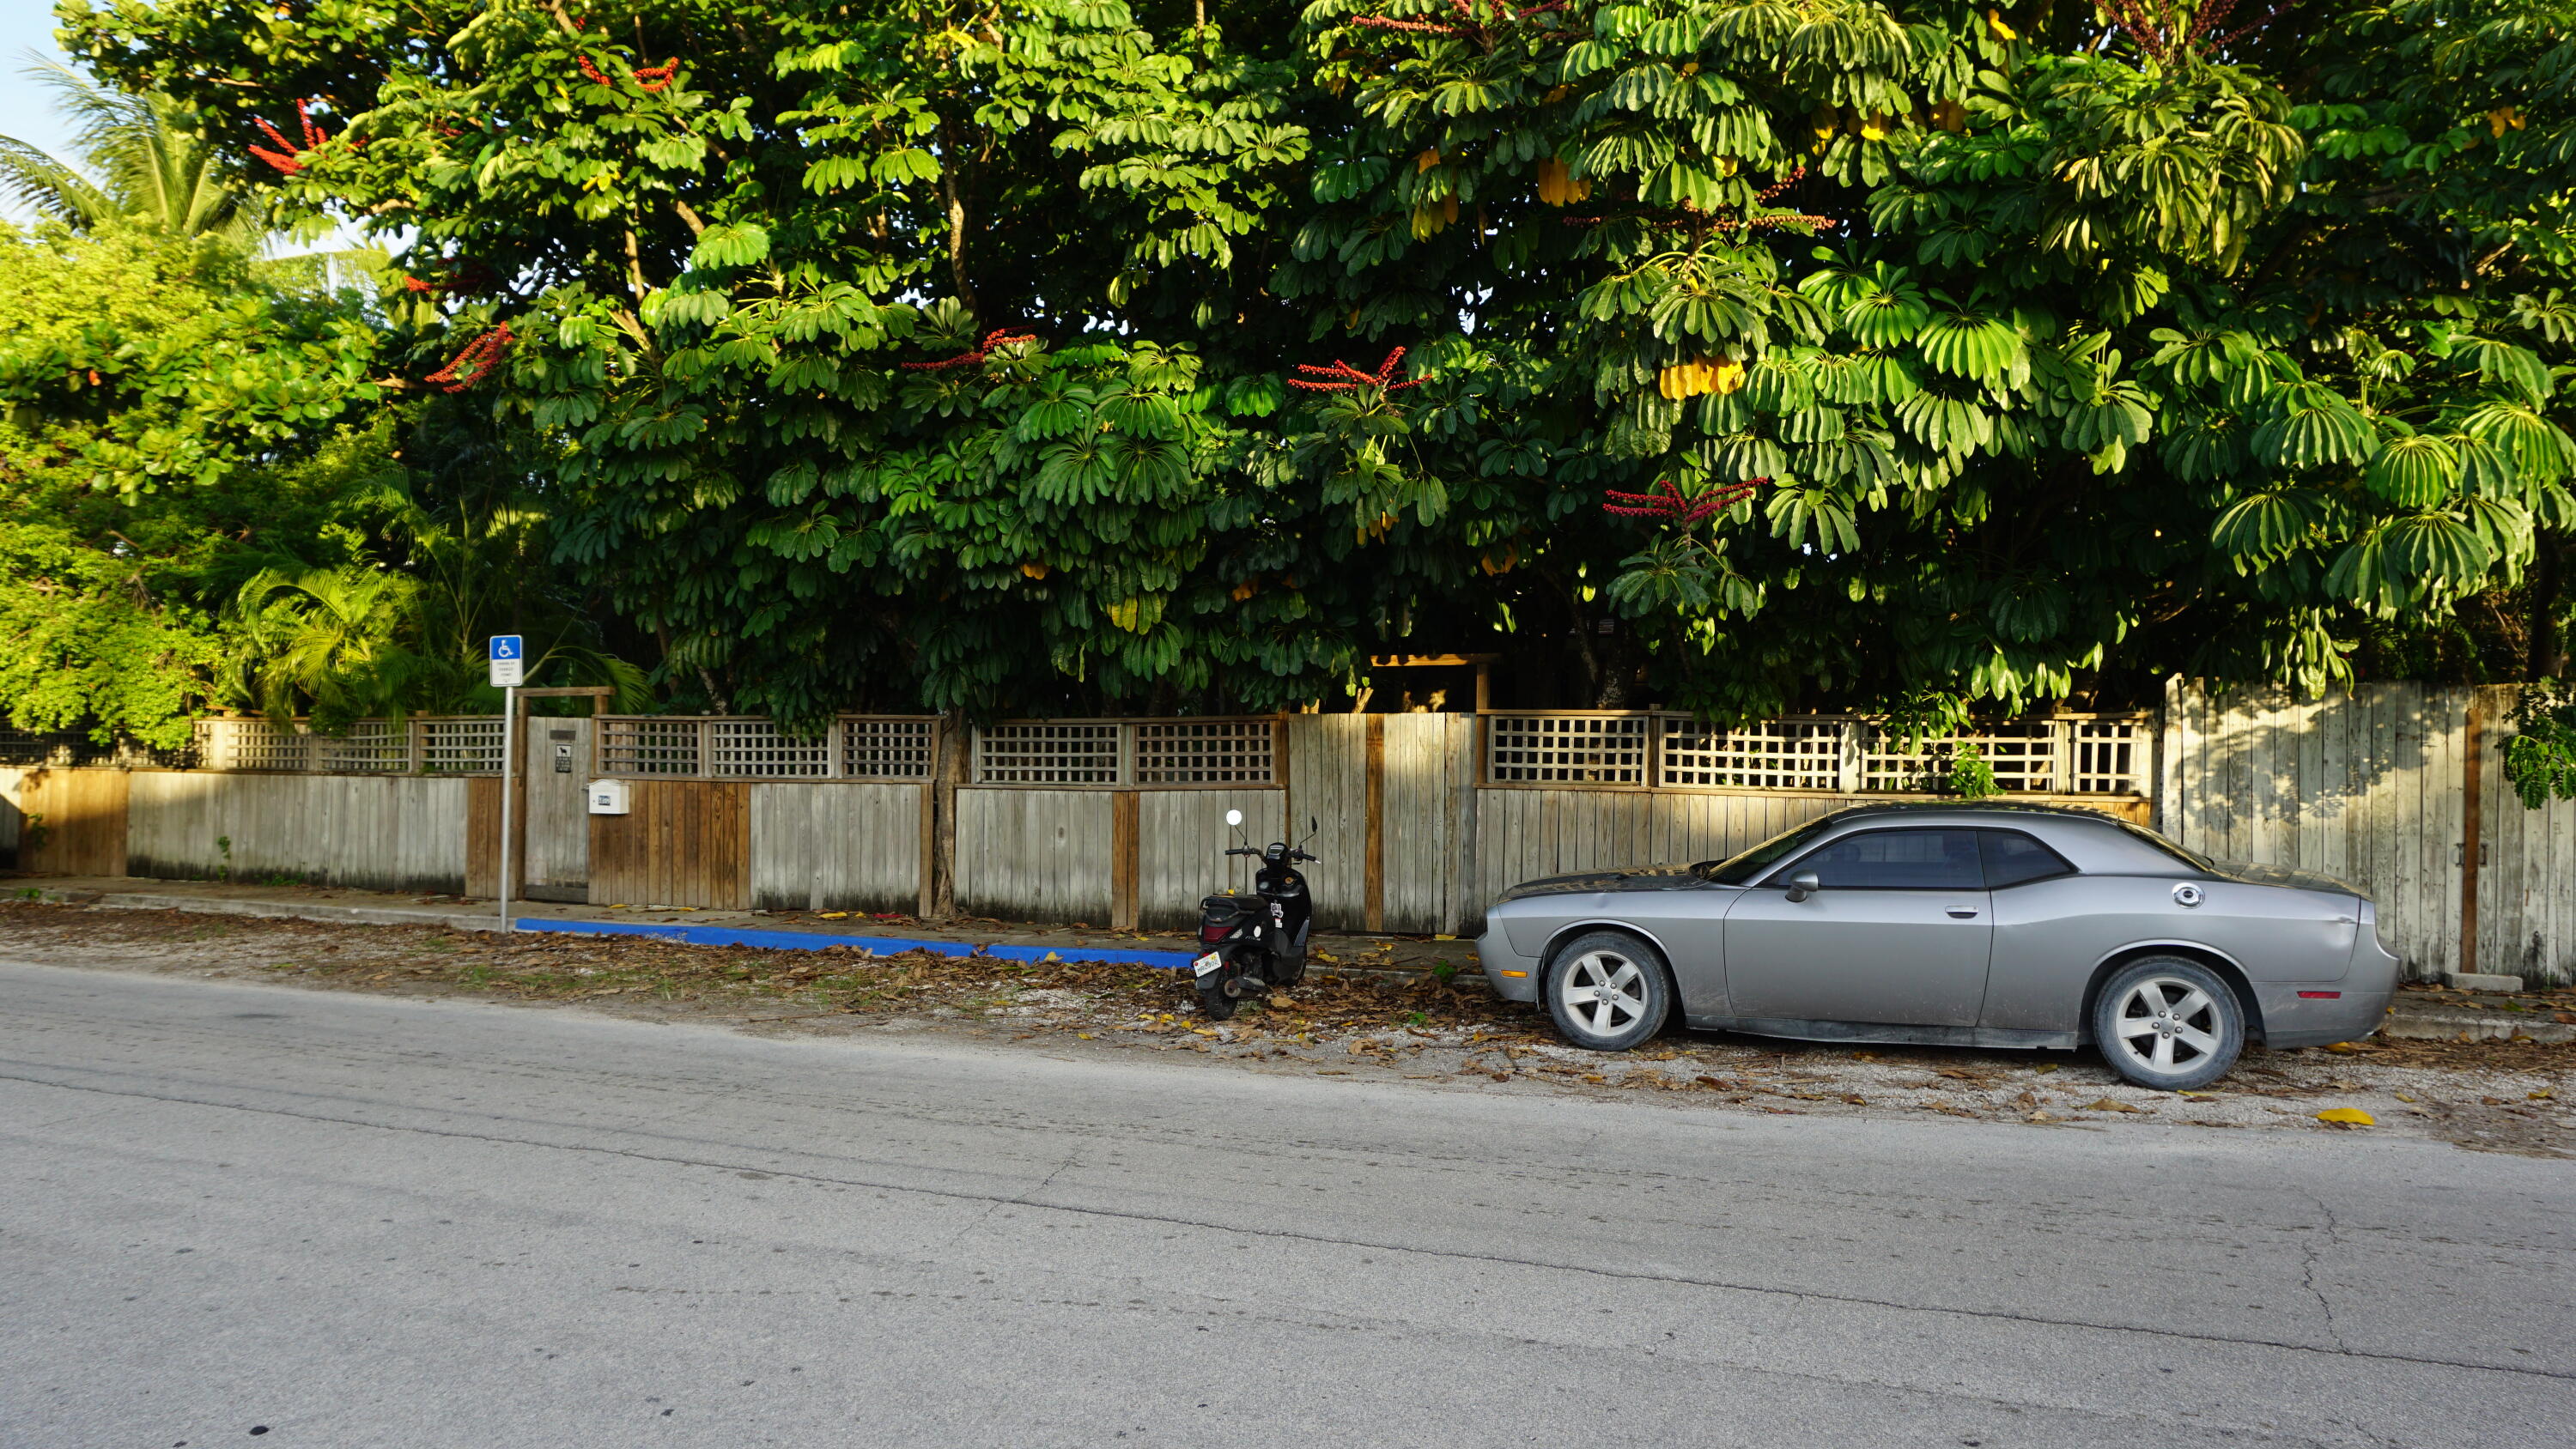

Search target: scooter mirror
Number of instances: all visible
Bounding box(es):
[1224,809,1242,827]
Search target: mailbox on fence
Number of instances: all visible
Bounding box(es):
[586,779,630,815]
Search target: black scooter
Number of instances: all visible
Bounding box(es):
[1190,809,1319,1020]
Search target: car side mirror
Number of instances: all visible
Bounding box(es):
[1785,870,1822,904]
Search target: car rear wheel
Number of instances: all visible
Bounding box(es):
[2093,957,2244,1090]
[1544,931,1672,1052]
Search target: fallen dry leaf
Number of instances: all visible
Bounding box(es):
[2315,1107,2375,1126]
[2077,1097,2147,1113]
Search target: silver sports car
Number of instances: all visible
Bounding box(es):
[1475,803,2400,1089]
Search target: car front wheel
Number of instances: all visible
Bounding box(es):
[2092,956,2245,1089]
[1544,930,1672,1052]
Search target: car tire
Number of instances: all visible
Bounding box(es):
[2092,956,2245,1090]
[1543,930,1673,1052]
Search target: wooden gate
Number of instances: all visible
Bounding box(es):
[1,767,130,876]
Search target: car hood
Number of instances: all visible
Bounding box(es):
[1496,864,1697,903]
[2202,858,2364,900]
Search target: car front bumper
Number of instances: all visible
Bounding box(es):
[1477,921,1541,1003]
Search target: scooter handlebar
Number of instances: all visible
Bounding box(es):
[1224,847,1262,857]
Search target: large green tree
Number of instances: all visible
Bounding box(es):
[0,220,390,744]
[60,0,2576,723]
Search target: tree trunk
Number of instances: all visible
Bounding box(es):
[938,124,977,320]
[2530,530,2570,680]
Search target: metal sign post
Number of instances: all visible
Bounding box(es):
[489,636,524,934]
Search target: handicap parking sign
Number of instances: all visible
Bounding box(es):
[488,634,525,688]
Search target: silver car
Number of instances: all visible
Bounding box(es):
[1475,803,2400,1089]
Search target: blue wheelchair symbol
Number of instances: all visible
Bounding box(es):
[489,635,523,660]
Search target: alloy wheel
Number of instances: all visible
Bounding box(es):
[1557,950,1647,1036]
[2110,974,2224,1076]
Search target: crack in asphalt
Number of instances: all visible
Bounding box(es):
[2300,1190,2352,1354]
[6,1064,2571,1390]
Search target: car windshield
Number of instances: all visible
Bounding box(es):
[2112,818,2216,871]
[1694,816,1843,885]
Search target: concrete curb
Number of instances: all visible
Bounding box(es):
[2380,1008,2576,1045]
[526,917,1198,969]
[43,888,506,935]
[27,886,1200,971]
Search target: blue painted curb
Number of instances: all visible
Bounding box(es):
[513,917,1198,970]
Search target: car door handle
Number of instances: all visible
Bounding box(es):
[1947,907,1978,919]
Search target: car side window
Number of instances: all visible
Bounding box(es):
[1980,829,2075,888]
[1766,829,1983,890]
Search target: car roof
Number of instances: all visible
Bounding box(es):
[1810,802,2128,829]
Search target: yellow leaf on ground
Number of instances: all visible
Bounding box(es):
[818,912,849,919]
[2316,1107,2376,1126]
[2323,1041,2361,1053]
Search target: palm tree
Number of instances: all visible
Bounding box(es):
[0,55,258,254]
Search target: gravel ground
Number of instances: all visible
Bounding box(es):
[5,900,2569,1155]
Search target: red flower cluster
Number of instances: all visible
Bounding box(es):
[1353,0,1565,43]
[251,101,326,176]
[2100,0,2290,64]
[425,324,515,392]
[400,275,437,294]
[1602,476,1767,524]
[1711,213,1838,233]
[900,329,1038,372]
[577,54,680,92]
[1755,164,1807,204]
[1287,346,1421,393]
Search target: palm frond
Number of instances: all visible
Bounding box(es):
[0,135,113,227]
[5,52,258,249]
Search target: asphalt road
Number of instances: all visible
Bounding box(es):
[4,960,2573,1449]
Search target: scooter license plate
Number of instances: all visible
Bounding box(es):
[1192,951,1224,978]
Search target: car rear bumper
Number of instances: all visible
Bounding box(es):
[2255,984,2396,1047]
[2257,913,2403,1046]
[1477,923,1541,1003]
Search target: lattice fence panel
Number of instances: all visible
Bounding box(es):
[418,717,504,774]
[708,719,829,779]
[1134,719,1276,785]
[2069,718,2148,794]
[1487,714,1652,785]
[976,723,1121,785]
[319,719,414,773]
[842,718,936,779]
[1660,718,1846,790]
[598,718,702,777]
[199,718,314,773]
[1862,724,2059,793]
[0,729,115,767]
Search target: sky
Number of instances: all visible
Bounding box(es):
[1,3,81,222]
[0,3,380,253]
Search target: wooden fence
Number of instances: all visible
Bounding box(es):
[3,688,2569,983]
[2162,682,2574,984]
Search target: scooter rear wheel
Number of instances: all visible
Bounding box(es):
[1194,973,1237,1020]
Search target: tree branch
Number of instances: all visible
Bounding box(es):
[938,121,977,318]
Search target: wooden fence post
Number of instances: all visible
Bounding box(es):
[1364,714,1386,933]
[1110,789,1139,931]
[929,713,967,919]
[2460,689,2486,979]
